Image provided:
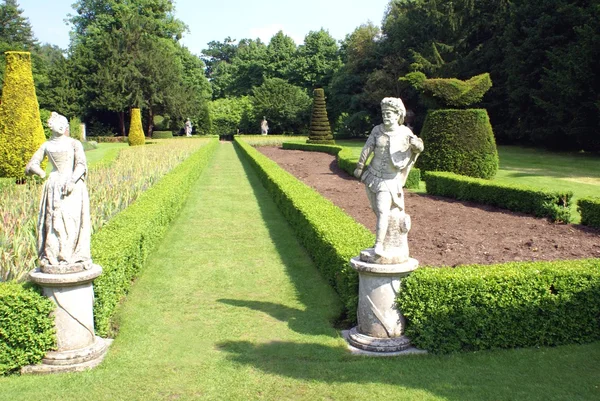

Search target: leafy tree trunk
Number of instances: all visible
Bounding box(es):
[118,111,125,136]
[147,106,154,137]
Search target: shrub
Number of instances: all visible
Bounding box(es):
[209,96,254,135]
[282,142,421,190]
[578,197,600,228]
[235,138,374,321]
[128,108,145,146]
[252,79,311,135]
[69,117,83,141]
[0,282,55,375]
[418,109,499,179]
[39,109,52,139]
[403,72,492,109]
[86,136,125,143]
[151,130,173,139]
[92,139,218,336]
[423,171,572,222]
[307,88,334,144]
[0,52,46,180]
[398,259,600,353]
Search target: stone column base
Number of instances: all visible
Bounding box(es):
[347,326,412,352]
[21,337,113,375]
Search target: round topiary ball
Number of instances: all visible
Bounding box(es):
[418,109,498,179]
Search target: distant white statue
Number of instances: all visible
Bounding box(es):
[184,118,193,137]
[25,112,91,272]
[354,97,423,263]
[260,117,269,135]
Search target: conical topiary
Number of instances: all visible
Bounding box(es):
[0,51,46,180]
[128,108,145,146]
[307,88,334,144]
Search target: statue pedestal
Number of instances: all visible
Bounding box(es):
[347,254,418,353]
[21,264,112,374]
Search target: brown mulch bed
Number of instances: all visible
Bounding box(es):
[256,146,600,267]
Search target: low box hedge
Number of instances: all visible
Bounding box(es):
[0,282,55,375]
[423,171,572,222]
[151,130,174,139]
[282,142,421,190]
[398,259,600,353]
[235,138,374,321]
[86,136,126,143]
[578,197,600,229]
[92,139,218,336]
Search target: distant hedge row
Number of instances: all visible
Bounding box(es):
[423,171,572,222]
[235,138,373,321]
[281,142,421,189]
[399,259,600,353]
[92,139,218,336]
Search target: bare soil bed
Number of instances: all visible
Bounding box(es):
[257,146,600,267]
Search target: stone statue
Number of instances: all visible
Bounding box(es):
[260,117,269,135]
[25,112,92,273]
[354,97,423,264]
[184,118,193,137]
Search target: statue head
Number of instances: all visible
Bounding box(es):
[48,112,69,136]
[381,97,406,125]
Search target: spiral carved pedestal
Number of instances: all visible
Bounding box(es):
[21,264,112,374]
[347,256,419,353]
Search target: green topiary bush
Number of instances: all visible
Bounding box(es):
[128,108,145,146]
[0,282,55,375]
[307,88,334,144]
[151,130,174,139]
[403,72,498,179]
[423,170,572,222]
[398,259,600,353]
[69,117,83,141]
[0,51,46,180]
[578,197,600,228]
[418,109,499,179]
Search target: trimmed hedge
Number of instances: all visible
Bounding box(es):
[424,171,572,222]
[92,139,218,336]
[398,260,600,353]
[282,141,421,190]
[151,130,174,139]
[0,282,55,375]
[307,88,334,144]
[578,197,600,228]
[418,109,499,179]
[86,136,126,143]
[128,108,145,146]
[235,138,373,321]
[0,51,46,180]
[403,72,492,109]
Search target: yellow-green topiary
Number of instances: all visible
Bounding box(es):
[128,108,145,146]
[0,51,46,180]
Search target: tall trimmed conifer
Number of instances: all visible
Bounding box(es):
[0,51,46,180]
[307,88,334,144]
[128,108,145,146]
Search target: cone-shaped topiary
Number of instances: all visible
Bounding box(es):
[402,72,498,179]
[0,51,46,180]
[128,108,145,146]
[307,88,334,144]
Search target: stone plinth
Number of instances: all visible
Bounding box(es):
[22,264,112,374]
[347,256,418,353]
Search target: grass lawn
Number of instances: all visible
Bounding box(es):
[1,142,598,400]
[336,140,600,222]
[85,142,128,167]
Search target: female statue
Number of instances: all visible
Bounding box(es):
[25,112,91,272]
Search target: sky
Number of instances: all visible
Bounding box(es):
[17,0,392,56]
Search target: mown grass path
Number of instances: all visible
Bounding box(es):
[1,143,599,400]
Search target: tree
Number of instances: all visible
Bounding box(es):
[0,51,46,180]
[251,78,311,134]
[266,31,297,80]
[289,29,342,91]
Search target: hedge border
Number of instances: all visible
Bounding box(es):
[578,197,600,228]
[235,138,374,321]
[423,171,572,222]
[398,259,600,353]
[281,142,421,189]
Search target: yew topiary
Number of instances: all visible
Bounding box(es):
[0,51,46,180]
[128,108,145,146]
[307,88,334,144]
[402,72,498,179]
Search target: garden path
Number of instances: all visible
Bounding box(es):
[1,143,599,400]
